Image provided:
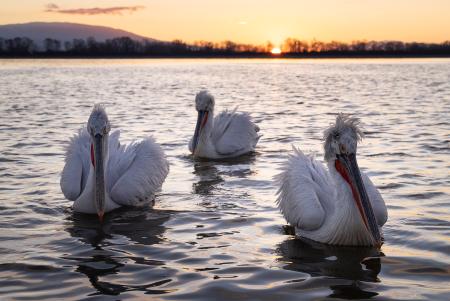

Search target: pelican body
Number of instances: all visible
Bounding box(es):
[189,90,260,159]
[61,105,169,219]
[276,114,387,247]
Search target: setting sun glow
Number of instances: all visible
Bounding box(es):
[271,48,282,55]
[1,1,450,44]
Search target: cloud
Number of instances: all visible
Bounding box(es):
[46,3,59,10]
[45,3,145,15]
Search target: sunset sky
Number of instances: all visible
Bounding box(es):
[1,0,449,45]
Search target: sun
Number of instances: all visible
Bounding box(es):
[271,47,282,55]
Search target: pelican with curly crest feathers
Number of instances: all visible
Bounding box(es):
[61,105,169,220]
[189,90,261,159]
[276,114,387,247]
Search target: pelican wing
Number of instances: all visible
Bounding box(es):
[108,136,169,206]
[276,147,333,231]
[60,128,91,201]
[212,109,260,156]
[362,173,388,226]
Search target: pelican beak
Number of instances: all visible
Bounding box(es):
[93,133,106,221]
[335,153,382,247]
[192,110,208,153]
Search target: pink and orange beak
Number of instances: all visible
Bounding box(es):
[91,133,106,222]
[192,110,209,154]
[335,152,382,247]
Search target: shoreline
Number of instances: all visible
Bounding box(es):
[1,53,450,59]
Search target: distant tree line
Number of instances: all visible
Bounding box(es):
[0,36,449,57]
[281,38,450,57]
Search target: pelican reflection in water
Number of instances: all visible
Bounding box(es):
[64,208,173,295]
[277,236,383,299]
[192,153,256,195]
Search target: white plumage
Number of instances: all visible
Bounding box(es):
[189,90,260,159]
[61,105,169,216]
[276,115,388,247]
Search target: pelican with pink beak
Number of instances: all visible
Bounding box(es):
[276,114,387,247]
[189,90,260,159]
[61,105,169,220]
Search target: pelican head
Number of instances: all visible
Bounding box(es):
[324,114,382,246]
[324,114,363,161]
[87,104,111,221]
[192,90,214,153]
[195,90,215,112]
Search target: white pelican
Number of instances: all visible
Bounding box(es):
[189,90,260,159]
[276,114,387,247]
[61,105,169,220]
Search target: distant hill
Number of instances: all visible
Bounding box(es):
[0,22,157,48]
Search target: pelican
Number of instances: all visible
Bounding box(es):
[276,114,387,247]
[60,104,169,220]
[189,90,260,159]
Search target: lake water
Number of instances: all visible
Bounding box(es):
[0,59,449,300]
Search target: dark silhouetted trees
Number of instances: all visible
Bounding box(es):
[44,38,61,52]
[281,38,450,56]
[0,36,449,57]
[0,37,36,55]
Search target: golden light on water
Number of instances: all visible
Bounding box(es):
[271,47,282,55]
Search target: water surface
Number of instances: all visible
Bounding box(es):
[0,59,449,300]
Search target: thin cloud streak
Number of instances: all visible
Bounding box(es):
[45,3,145,15]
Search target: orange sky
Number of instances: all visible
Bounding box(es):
[1,1,449,45]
